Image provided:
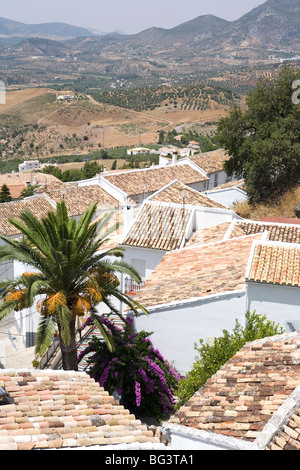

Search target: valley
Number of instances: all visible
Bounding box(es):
[0,0,299,170]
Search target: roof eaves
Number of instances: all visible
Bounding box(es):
[163,422,258,451]
[129,289,246,314]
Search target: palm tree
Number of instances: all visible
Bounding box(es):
[0,202,147,371]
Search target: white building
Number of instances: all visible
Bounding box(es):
[128,233,263,374]
[204,180,247,208]
[18,160,40,173]
[119,180,241,291]
[245,239,300,333]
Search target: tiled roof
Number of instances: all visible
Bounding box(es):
[0,172,59,188]
[267,405,300,450]
[103,164,208,196]
[205,179,245,192]
[122,202,192,251]
[230,220,300,244]
[246,242,300,287]
[169,332,300,444]
[149,180,227,209]
[0,172,60,199]
[131,234,263,308]
[189,149,229,174]
[37,183,120,216]
[185,222,231,247]
[0,369,163,450]
[0,195,56,237]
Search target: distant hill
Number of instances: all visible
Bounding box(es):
[0,0,299,83]
[3,38,70,58]
[0,16,94,40]
[65,0,300,60]
[123,0,300,56]
[214,0,300,54]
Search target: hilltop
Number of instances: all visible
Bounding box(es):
[0,0,299,85]
[0,16,94,41]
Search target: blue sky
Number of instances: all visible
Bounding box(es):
[2,0,266,34]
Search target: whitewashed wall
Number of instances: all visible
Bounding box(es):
[122,246,166,283]
[246,282,300,331]
[131,290,246,375]
[194,206,240,230]
[204,188,248,209]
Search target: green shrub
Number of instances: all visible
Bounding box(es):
[175,311,284,408]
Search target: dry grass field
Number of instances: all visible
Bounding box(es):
[233,187,300,220]
[0,87,230,160]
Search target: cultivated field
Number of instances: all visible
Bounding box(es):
[0,86,232,161]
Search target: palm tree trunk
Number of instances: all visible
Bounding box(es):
[58,315,78,371]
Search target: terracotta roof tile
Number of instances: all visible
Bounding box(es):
[0,172,59,187]
[0,370,162,450]
[123,202,192,251]
[149,180,227,209]
[0,195,55,236]
[267,408,300,450]
[37,183,120,216]
[189,149,229,174]
[103,164,208,196]
[170,332,300,443]
[246,242,300,287]
[186,222,231,247]
[132,234,263,308]
[231,220,300,244]
[205,179,245,192]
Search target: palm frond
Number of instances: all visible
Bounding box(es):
[0,299,21,320]
[9,211,51,257]
[56,304,71,346]
[35,315,57,357]
[96,259,142,283]
[91,312,115,353]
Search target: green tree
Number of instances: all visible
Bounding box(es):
[217,66,300,204]
[158,130,165,145]
[0,184,12,203]
[176,311,284,407]
[20,185,39,199]
[0,202,147,371]
[42,165,63,181]
[83,161,101,179]
[111,159,117,171]
[61,168,84,182]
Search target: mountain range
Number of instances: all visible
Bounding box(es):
[0,0,299,82]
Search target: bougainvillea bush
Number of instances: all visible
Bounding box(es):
[78,315,181,420]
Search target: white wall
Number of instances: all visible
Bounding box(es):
[246,283,300,331]
[132,291,246,375]
[204,188,248,209]
[194,206,240,230]
[122,246,166,282]
[206,171,229,190]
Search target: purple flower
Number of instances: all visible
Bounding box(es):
[138,367,148,383]
[99,363,112,387]
[135,381,141,407]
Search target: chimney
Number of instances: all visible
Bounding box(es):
[172,151,178,165]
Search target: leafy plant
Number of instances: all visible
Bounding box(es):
[218,65,300,204]
[175,311,284,407]
[0,202,146,370]
[79,315,181,421]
